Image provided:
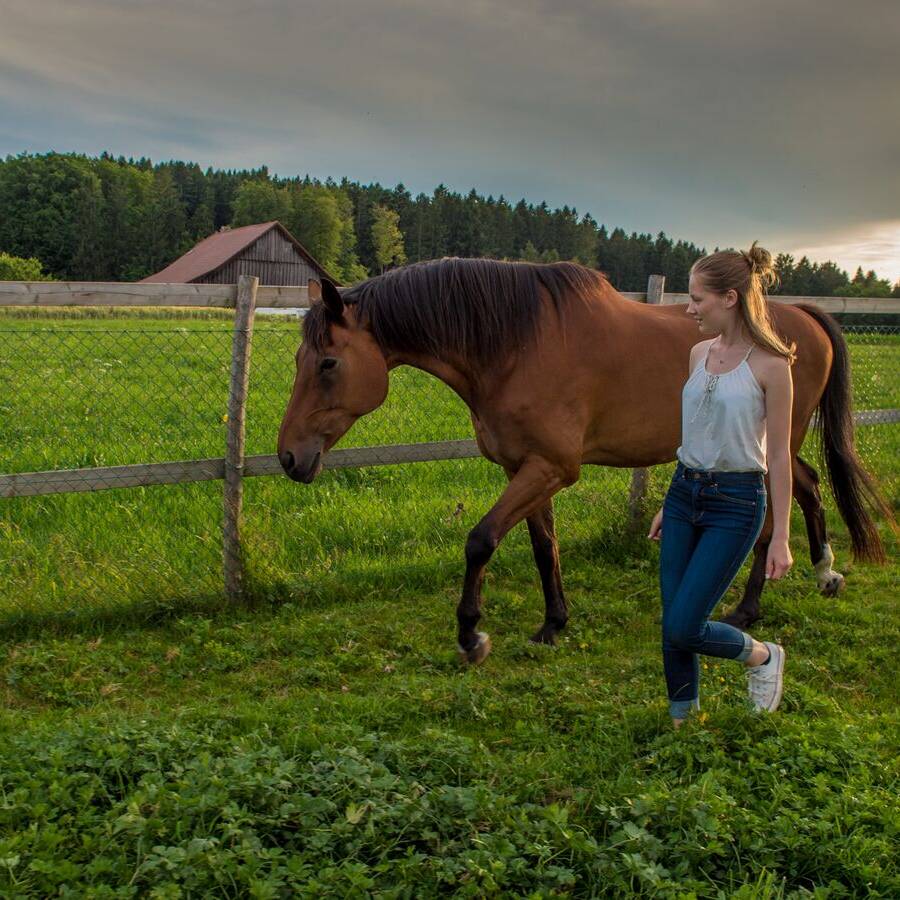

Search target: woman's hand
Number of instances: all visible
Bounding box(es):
[647,507,663,541]
[765,537,793,580]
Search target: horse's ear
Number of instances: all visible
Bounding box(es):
[321,279,344,323]
[308,279,322,302]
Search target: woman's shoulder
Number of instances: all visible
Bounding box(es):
[689,338,715,363]
[750,343,791,370]
[748,343,792,390]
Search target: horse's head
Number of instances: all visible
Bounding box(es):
[278,279,389,483]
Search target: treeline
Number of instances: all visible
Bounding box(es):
[0,151,897,296]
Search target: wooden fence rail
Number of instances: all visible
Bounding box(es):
[2,277,897,600]
[3,413,897,501]
[3,280,899,314]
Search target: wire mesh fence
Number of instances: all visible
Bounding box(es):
[0,302,897,627]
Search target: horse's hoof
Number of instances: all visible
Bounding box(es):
[719,612,755,630]
[529,627,557,646]
[457,632,491,665]
[819,572,845,597]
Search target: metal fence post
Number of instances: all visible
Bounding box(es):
[223,275,259,601]
[628,274,666,531]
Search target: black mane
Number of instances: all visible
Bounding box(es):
[303,257,605,366]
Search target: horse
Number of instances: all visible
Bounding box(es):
[277,258,892,664]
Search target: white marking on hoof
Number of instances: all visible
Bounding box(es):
[815,543,844,594]
[457,631,491,665]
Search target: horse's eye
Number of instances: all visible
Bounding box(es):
[319,357,339,373]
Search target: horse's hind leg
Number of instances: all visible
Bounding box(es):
[720,454,845,631]
[794,455,845,595]
[526,501,568,645]
[719,536,770,630]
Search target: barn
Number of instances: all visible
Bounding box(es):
[141,220,340,286]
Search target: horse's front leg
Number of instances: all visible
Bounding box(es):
[457,457,577,664]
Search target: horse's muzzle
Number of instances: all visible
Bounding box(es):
[279,449,322,484]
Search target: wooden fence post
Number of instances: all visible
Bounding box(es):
[628,274,665,531]
[223,275,259,602]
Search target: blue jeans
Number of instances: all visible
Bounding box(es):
[660,461,767,719]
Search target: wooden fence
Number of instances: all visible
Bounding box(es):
[2,276,898,600]
[3,278,899,314]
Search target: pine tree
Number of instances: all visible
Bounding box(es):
[71,170,107,279]
[809,261,848,296]
[142,169,187,276]
[773,254,796,295]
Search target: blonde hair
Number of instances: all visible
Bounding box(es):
[691,241,796,364]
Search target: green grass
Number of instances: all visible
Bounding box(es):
[844,330,900,410]
[1,314,896,473]
[0,311,898,897]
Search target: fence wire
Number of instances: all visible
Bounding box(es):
[0,310,896,625]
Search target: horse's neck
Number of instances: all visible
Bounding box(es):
[385,350,478,407]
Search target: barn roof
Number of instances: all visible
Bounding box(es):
[141,220,340,284]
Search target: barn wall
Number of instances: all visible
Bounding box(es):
[197,229,327,285]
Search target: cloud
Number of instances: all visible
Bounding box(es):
[1,0,898,273]
[790,220,900,283]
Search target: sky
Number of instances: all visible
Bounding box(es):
[1,0,898,282]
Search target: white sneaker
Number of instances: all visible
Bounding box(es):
[746,642,785,712]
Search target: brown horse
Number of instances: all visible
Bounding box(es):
[278,258,892,663]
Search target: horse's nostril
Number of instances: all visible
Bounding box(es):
[280,450,295,473]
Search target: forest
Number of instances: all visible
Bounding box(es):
[1,151,897,296]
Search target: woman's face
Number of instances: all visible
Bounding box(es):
[686,274,737,335]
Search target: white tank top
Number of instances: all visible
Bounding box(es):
[676,342,767,473]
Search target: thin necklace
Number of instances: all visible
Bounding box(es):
[709,336,751,368]
[691,338,752,424]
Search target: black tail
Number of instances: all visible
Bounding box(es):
[798,304,895,563]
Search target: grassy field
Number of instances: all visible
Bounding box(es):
[0,310,897,897]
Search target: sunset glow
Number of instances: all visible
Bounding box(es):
[790,221,900,284]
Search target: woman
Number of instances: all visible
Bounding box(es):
[647,242,794,728]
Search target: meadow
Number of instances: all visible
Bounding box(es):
[0,309,897,897]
